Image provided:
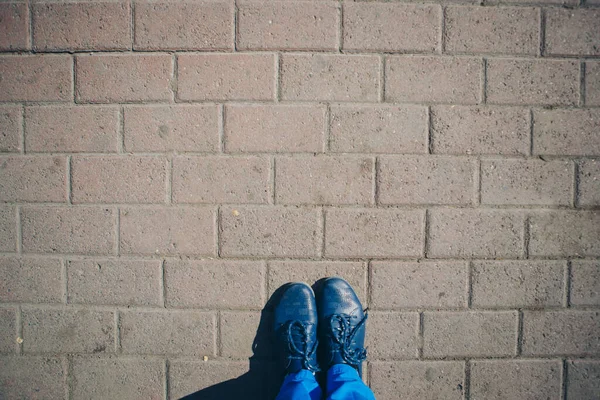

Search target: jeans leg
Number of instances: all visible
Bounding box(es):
[325,364,376,400]
[275,369,323,400]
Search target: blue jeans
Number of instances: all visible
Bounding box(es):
[275,364,376,400]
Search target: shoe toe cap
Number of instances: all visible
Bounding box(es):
[273,282,318,326]
[316,277,364,318]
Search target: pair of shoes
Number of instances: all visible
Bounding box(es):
[273,277,368,377]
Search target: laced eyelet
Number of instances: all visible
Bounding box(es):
[327,312,368,366]
[282,320,320,373]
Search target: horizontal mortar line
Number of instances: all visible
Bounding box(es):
[442,51,600,60]
[346,0,598,7]
[3,253,600,262]
[8,303,263,312]
[3,155,600,164]
[370,356,600,362]
[10,153,597,160]
[7,302,599,313]
[3,48,600,61]
[7,202,600,211]
[17,0,599,10]
[418,354,600,361]
[5,152,600,159]
[369,306,600,312]
[16,351,227,359]
[9,100,600,110]
[364,355,587,363]
[5,98,600,109]
[7,99,600,109]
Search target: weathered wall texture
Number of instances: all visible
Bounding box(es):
[0,0,599,399]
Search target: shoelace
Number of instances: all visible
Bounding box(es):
[284,320,319,372]
[328,311,368,366]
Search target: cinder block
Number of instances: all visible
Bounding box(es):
[586,61,600,106]
[329,105,427,154]
[378,156,474,205]
[119,207,215,256]
[428,209,524,258]
[173,156,270,204]
[0,106,22,153]
[25,106,119,153]
[21,207,115,255]
[120,310,215,356]
[567,361,600,400]
[470,360,562,400]
[71,156,166,204]
[238,1,337,50]
[545,9,600,56]
[386,56,481,103]
[22,308,115,354]
[280,54,379,102]
[0,307,16,353]
[578,160,600,206]
[67,260,162,306]
[522,311,600,356]
[528,211,600,257]
[480,159,572,206]
[570,260,600,306]
[220,206,321,258]
[0,55,72,102]
[0,3,29,51]
[134,1,233,50]
[343,3,439,52]
[224,104,325,153]
[367,312,419,360]
[177,54,275,101]
[325,208,424,258]
[0,206,16,252]
[423,311,518,357]
[123,105,219,153]
[33,1,130,51]
[533,109,600,156]
[371,261,468,309]
[471,261,565,308]
[267,261,367,303]
[76,54,172,103]
[486,59,579,105]
[431,105,529,155]
[72,356,164,400]
[370,361,464,400]
[0,356,66,399]
[164,259,265,308]
[0,257,62,303]
[220,311,262,358]
[445,6,539,55]
[276,155,373,205]
[0,156,66,202]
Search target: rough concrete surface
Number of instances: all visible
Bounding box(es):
[0,1,599,399]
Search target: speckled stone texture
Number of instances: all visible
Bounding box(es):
[0,1,599,399]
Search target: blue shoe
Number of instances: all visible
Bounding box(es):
[273,283,319,374]
[314,277,368,378]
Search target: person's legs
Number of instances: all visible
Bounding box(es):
[275,369,322,400]
[325,364,375,400]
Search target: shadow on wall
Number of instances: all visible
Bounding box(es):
[180,285,292,400]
